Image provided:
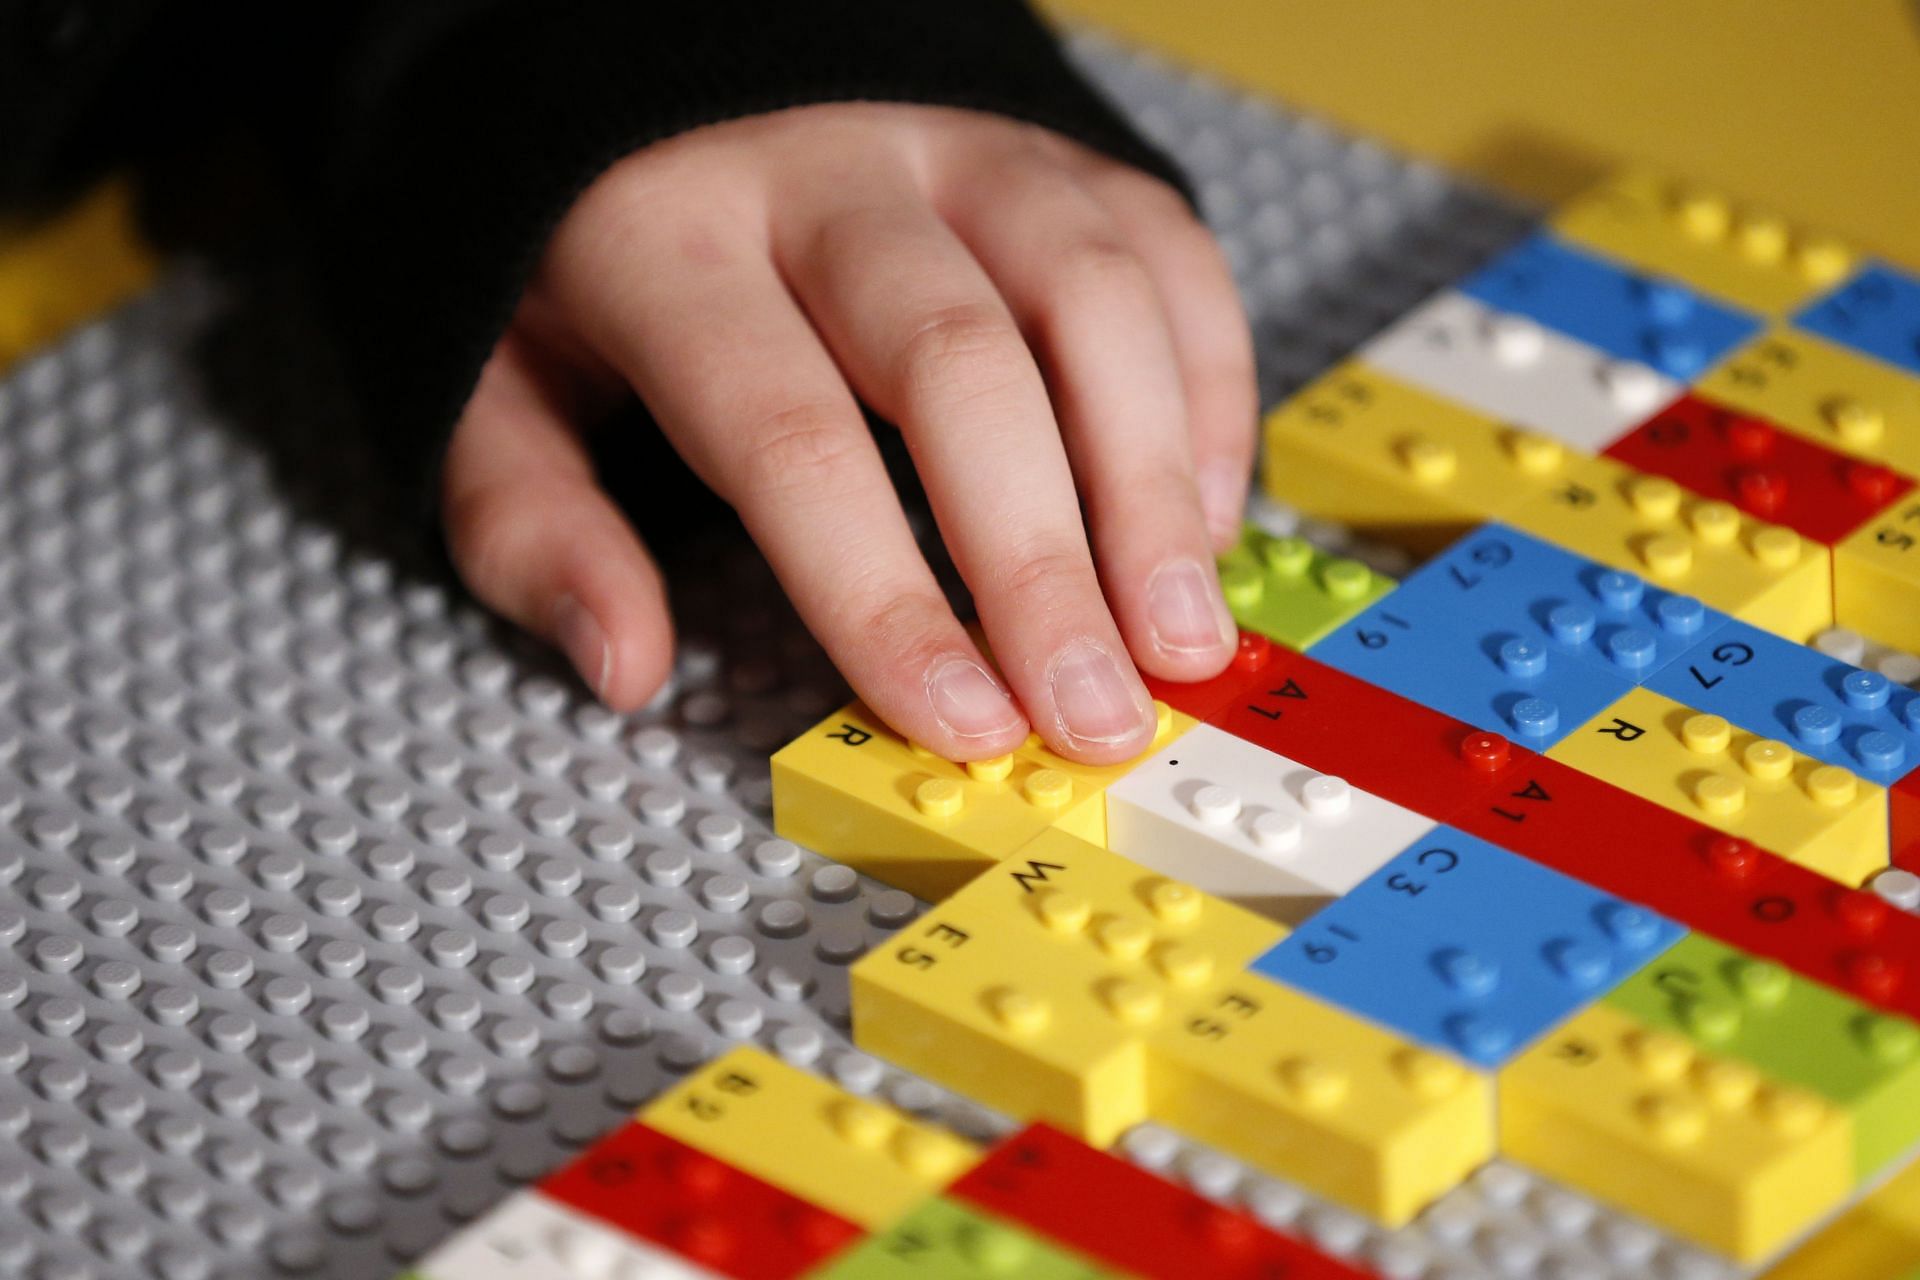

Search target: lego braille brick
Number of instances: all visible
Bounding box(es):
[949,1123,1373,1280]
[1647,616,1920,785]
[1900,772,1920,875]
[771,697,1191,901]
[850,830,1283,1146]
[1796,263,1920,379]
[1550,169,1857,316]
[1604,931,1920,1182]
[1254,823,1685,1066]
[414,1190,724,1280]
[1362,289,1682,454]
[1836,494,1920,654]
[1501,449,1833,641]
[1148,970,1494,1226]
[1308,521,1726,747]
[0,177,157,371]
[1217,524,1394,651]
[1604,392,1914,546]
[541,1123,863,1280]
[1702,328,1920,480]
[805,1196,1115,1280]
[1499,1002,1853,1262]
[640,1046,979,1232]
[1259,360,1593,556]
[1765,1153,1920,1280]
[1549,686,1890,886]
[1460,231,1763,380]
[1104,721,1433,924]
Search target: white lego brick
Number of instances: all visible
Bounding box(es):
[1363,289,1681,453]
[417,1191,722,1280]
[1104,722,1435,925]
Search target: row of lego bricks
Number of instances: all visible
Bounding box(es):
[769,665,1920,1260]
[403,1044,1361,1280]
[841,793,1914,1263]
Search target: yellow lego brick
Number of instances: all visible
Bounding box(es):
[1502,451,1832,640]
[851,829,1283,1147]
[1549,687,1889,886]
[1501,1002,1853,1263]
[640,1045,980,1231]
[1552,170,1856,315]
[1835,495,1920,653]
[771,698,1190,901]
[0,178,157,371]
[1147,971,1493,1226]
[1262,361,1597,556]
[1701,329,1920,480]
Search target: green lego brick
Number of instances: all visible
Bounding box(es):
[808,1196,1114,1279]
[1218,525,1395,650]
[1606,931,1920,1181]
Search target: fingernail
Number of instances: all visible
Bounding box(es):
[926,656,1023,741]
[554,594,611,699]
[1049,638,1151,747]
[1147,557,1235,657]
[1198,459,1247,545]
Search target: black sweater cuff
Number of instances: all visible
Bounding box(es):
[313,0,1183,517]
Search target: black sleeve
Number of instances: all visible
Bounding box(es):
[5,1,1184,514]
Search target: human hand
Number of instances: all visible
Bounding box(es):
[442,103,1255,764]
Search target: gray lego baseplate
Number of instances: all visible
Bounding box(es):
[0,26,1756,1280]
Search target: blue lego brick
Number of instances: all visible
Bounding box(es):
[1253,824,1686,1067]
[1794,262,1920,378]
[1460,231,1763,379]
[1305,521,1727,747]
[1646,616,1920,784]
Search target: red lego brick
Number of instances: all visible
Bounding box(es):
[1205,645,1512,826]
[1143,629,1278,722]
[1458,736,1920,1019]
[1895,770,1920,875]
[1603,392,1914,545]
[540,1122,862,1280]
[949,1124,1375,1280]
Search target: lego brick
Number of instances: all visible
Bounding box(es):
[1764,1154,1920,1280]
[1647,616,1920,785]
[1548,687,1890,886]
[1499,1002,1853,1263]
[541,1123,863,1280]
[1836,494,1920,653]
[1500,449,1833,641]
[1218,524,1394,651]
[1701,328,1920,480]
[1604,931,1920,1182]
[1604,392,1914,546]
[1259,360,1581,555]
[0,177,158,371]
[806,1196,1114,1280]
[639,1047,979,1231]
[850,829,1284,1146]
[1254,823,1685,1066]
[1147,970,1494,1226]
[771,697,1191,901]
[1900,771,1920,875]
[1796,263,1920,378]
[1460,230,1763,380]
[1104,721,1434,925]
[949,1123,1372,1280]
[1550,169,1857,316]
[1362,289,1682,454]
[1308,521,1725,747]
[1142,629,1279,723]
[414,1190,724,1280]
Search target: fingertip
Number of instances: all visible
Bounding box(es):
[922,653,1031,759]
[558,582,676,712]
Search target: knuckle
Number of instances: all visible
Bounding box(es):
[442,481,542,596]
[737,402,860,501]
[1049,236,1152,308]
[1001,540,1094,607]
[895,303,1026,403]
[840,589,953,665]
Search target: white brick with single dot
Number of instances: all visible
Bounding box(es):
[416,1189,723,1280]
[1104,722,1435,924]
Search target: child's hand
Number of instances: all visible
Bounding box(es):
[441,103,1255,764]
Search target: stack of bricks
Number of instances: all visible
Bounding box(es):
[753,170,1920,1274]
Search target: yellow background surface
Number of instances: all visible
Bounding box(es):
[1044,0,1920,267]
